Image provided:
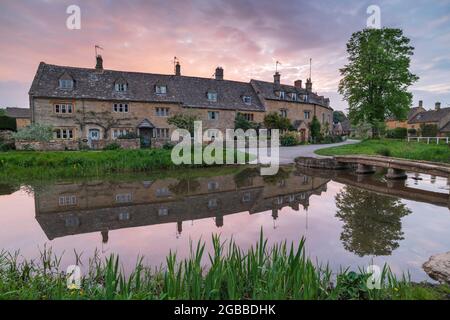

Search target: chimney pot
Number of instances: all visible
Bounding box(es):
[95,55,103,70]
[215,67,224,80]
[273,72,281,85]
[294,80,302,88]
[175,62,181,76]
[435,102,441,110]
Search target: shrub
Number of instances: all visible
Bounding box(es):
[280,131,300,146]
[407,128,417,136]
[167,114,198,135]
[385,127,407,139]
[420,124,439,137]
[263,112,294,131]
[235,113,258,131]
[376,147,391,157]
[309,116,321,142]
[162,141,175,150]
[104,142,121,150]
[12,124,53,142]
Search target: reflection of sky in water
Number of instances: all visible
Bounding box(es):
[0,173,449,282]
[405,173,449,194]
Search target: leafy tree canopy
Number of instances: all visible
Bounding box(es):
[339,28,418,135]
[167,114,198,135]
[333,111,347,124]
[263,112,293,131]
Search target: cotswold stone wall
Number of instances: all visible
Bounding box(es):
[15,140,79,151]
[91,138,140,150]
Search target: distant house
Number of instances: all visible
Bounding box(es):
[385,100,425,129]
[4,107,31,129]
[407,102,450,137]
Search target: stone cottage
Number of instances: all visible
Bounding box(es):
[28,56,333,149]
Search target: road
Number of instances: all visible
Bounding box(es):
[241,139,360,165]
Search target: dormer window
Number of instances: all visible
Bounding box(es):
[279,91,285,99]
[291,93,298,101]
[115,83,127,92]
[243,96,252,105]
[207,91,217,102]
[59,79,73,90]
[155,85,167,94]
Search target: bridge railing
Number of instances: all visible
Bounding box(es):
[407,136,450,144]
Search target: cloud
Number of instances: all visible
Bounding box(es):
[0,0,449,112]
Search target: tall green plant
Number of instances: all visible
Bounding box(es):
[339,28,419,137]
[310,116,321,142]
[167,114,198,135]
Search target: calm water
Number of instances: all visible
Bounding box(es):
[0,166,449,281]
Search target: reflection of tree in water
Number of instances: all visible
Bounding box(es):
[335,186,411,257]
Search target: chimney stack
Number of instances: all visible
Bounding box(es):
[435,102,441,110]
[175,62,181,76]
[418,100,423,108]
[215,67,224,80]
[305,78,312,92]
[294,80,302,89]
[273,72,281,85]
[95,55,103,70]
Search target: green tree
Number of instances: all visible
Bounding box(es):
[333,111,347,124]
[263,112,293,131]
[0,109,6,116]
[335,186,411,256]
[309,115,321,142]
[339,28,418,137]
[167,114,198,135]
[234,113,258,131]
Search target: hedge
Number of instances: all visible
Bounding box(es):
[0,116,16,131]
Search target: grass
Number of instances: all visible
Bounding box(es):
[0,232,448,300]
[315,139,450,163]
[0,148,254,181]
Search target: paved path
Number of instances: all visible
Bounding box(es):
[241,139,360,165]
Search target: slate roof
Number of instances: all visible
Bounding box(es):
[29,62,264,112]
[4,107,31,119]
[440,121,450,132]
[408,107,450,124]
[250,80,332,109]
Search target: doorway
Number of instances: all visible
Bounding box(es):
[140,128,152,148]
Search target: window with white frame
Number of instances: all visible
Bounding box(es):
[112,128,132,139]
[156,188,171,197]
[115,193,132,203]
[158,207,169,216]
[115,83,127,92]
[291,93,298,101]
[156,107,169,117]
[153,128,170,139]
[54,103,73,114]
[208,198,218,209]
[304,111,311,119]
[59,79,74,89]
[58,195,77,206]
[242,192,251,203]
[207,92,217,102]
[279,91,285,99]
[155,85,167,94]
[54,128,74,140]
[113,103,128,113]
[208,111,219,120]
[118,212,130,221]
[208,181,219,191]
[243,96,252,104]
[280,109,288,118]
[65,216,79,227]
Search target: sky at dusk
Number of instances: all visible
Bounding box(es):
[0,0,449,112]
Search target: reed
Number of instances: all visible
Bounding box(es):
[0,232,448,300]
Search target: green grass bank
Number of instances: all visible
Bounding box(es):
[315,139,450,163]
[0,234,448,300]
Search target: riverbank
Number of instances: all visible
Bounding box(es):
[315,139,450,163]
[1,234,448,300]
[0,149,252,181]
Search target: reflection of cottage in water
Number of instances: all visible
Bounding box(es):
[34,170,330,241]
